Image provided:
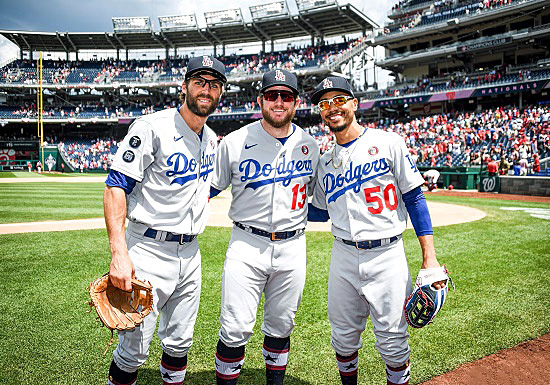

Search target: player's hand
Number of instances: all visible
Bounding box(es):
[421,258,446,290]
[109,252,135,292]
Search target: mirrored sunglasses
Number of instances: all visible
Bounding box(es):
[318,95,354,111]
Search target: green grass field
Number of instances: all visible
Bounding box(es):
[0,181,549,384]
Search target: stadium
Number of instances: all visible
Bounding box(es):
[0,0,549,384]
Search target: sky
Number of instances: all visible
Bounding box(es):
[0,0,392,83]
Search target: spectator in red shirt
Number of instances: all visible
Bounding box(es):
[487,158,499,176]
[532,153,541,173]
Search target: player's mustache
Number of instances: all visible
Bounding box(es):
[196,93,214,102]
[326,110,344,119]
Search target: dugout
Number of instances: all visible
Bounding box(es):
[440,168,481,190]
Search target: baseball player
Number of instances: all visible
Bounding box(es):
[308,77,445,385]
[423,169,440,191]
[103,55,226,385]
[211,69,320,385]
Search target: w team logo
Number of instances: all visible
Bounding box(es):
[202,56,213,67]
[323,78,333,89]
[275,70,286,81]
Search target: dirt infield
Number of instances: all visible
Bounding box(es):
[420,334,550,385]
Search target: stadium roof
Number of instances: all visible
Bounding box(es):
[0,3,377,53]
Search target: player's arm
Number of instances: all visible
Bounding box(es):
[104,170,138,292]
[402,186,445,289]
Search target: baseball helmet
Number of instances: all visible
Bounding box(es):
[404,279,451,328]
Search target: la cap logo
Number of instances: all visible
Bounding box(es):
[202,56,213,67]
[323,78,333,89]
[275,70,286,81]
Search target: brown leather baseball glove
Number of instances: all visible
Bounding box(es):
[89,273,153,354]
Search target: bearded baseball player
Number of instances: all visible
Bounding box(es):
[210,69,320,385]
[103,55,225,385]
[308,77,446,385]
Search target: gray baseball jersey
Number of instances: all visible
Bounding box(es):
[311,127,424,369]
[111,108,217,235]
[110,107,216,373]
[212,121,320,351]
[312,128,424,240]
[212,120,320,232]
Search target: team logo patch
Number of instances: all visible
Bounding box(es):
[323,78,333,89]
[302,145,309,155]
[275,70,286,81]
[129,136,141,148]
[368,146,379,156]
[122,150,135,163]
[202,56,213,67]
[210,140,215,149]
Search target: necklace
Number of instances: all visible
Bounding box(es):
[331,128,367,169]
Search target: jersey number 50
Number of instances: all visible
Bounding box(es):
[364,184,398,214]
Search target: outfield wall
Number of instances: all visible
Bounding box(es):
[499,176,550,197]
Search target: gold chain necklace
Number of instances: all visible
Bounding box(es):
[330,128,367,169]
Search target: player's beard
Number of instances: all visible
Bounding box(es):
[260,100,296,128]
[186,92,219,117]
[323,108,354,133]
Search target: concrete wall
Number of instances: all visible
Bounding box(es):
[500,176,550,197]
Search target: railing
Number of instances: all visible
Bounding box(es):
[328,39,370,71]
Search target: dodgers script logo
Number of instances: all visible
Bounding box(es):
[166,152,215,185]
[239,157,313,190]
[324,159,391,203]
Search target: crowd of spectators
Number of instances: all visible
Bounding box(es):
[0,39,365,85]
[370,66,547,100]
[385,0,517,34]
[25,105,549,173]
[305,105,550,174]
[60,138,118,172]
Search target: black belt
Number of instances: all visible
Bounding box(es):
[144,228,197,244]
[234,222,303,241]
[338,236,399,250]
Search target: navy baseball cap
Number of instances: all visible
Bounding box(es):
[260,69,299,95]
[185,55,227,83]
[311,76,355,105]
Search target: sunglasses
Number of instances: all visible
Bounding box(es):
[318,95,354,111]
[262,90,296,103]
[190,75,223,91]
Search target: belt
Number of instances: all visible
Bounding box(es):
[234,222,304,241]
[336,235,399,250]
[143,228,197,244]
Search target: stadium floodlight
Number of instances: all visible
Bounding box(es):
[159,14,197,31]
[250,1,288,20]
[204,9,243,26]
[295,0,336,11]
[112,17,152,33]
